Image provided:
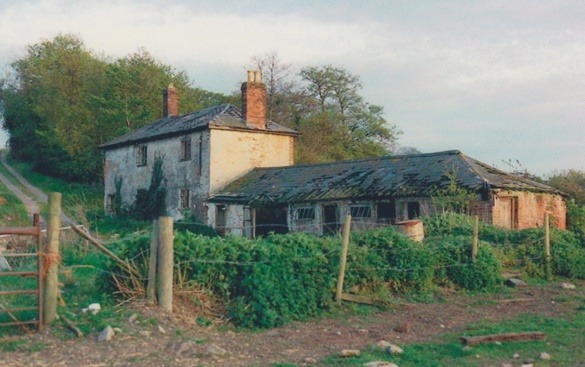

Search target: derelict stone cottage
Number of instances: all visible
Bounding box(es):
[101,71,566,237]
[100,71,298,227]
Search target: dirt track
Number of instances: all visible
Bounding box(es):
[1,281,582,367]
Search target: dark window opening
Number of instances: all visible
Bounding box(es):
[106,194,115,211]
[323,204,339,235]
[216,205,227,235]
[377,201,396,223]
[255,206,288,237]
[180,139,191,161]
[136,145,147,166]
[179,189,190,210]
[407,202,420,219]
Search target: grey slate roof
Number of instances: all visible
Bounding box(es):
[99,104,298,150]
[209,150,564,205]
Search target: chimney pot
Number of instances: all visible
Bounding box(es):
[162,84,179,117]
[241,70,266,129]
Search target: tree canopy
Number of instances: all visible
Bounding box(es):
[0,35,230,182]
[250,53,400,163]
[1,38,399,182]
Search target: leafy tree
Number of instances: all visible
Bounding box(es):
[547,169,585,206]
[546,169,585,237]
[2,34,108,181]
[1,35,233,182]
[249,54,400,163]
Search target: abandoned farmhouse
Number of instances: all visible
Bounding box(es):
[100,71,567,237]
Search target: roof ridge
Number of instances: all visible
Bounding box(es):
[250,150,463,172]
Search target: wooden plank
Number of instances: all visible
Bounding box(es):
[460,332,546,346]
[0,271,37,277]
[0,227,40,236]
[0,290,39,296]
[340,293,377,305]
[497,298,536,304]
[335,215,351,302]
[146,220,159,303]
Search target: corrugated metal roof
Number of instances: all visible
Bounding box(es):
[100,104,298,150]
[209,150,564,205]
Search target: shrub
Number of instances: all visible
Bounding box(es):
[428,236,502,291]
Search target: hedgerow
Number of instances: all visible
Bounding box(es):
[106,213,585,328]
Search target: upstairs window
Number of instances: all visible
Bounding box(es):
[136,145,147,166]
[180,139,191,161]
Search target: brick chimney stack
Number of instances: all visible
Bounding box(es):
[241,70,266,129]
[163,84,178,117]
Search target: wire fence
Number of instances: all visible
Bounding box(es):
[1,213,556,335]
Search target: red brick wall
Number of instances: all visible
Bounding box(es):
[163,85,178,117]
[492,190,566,230]
[241,81,266,129]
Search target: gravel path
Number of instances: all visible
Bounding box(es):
[0,153,72,225]
[0,157,41,222]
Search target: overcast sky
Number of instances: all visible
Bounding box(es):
[1,0,584,176]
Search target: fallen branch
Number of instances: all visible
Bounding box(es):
[460,332,546,346]
[69,224,141,278]
[58,314,83,338]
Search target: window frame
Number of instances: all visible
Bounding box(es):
[180,139,192,161]
[136,145,147,167]
[350,204,372,219]
[293,207,316,222]
[179,188,190,210]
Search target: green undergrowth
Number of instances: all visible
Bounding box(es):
[0,174,28,226]
[107,213,585,329]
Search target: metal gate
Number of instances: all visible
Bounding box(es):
[0,220,43,333]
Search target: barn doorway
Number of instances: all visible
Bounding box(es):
[499,197,518,229]
[255,205,288,236]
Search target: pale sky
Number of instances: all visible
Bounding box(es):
[1,0,584,176]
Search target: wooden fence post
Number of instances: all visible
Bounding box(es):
[147,219,159,303]
[157,216,173,312]
[335,215,352,302]
[471,215,479,261]
[44,192,61,325]
[544,213,551,280]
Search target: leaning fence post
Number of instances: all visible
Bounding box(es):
[544,213,551,280]
[44,192,61,325]
[147,220,159,303]
[471,215,479,261]
[335,215,352,302]
[157,216,173,312]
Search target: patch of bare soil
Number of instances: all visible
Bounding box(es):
[1,281,583,367]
